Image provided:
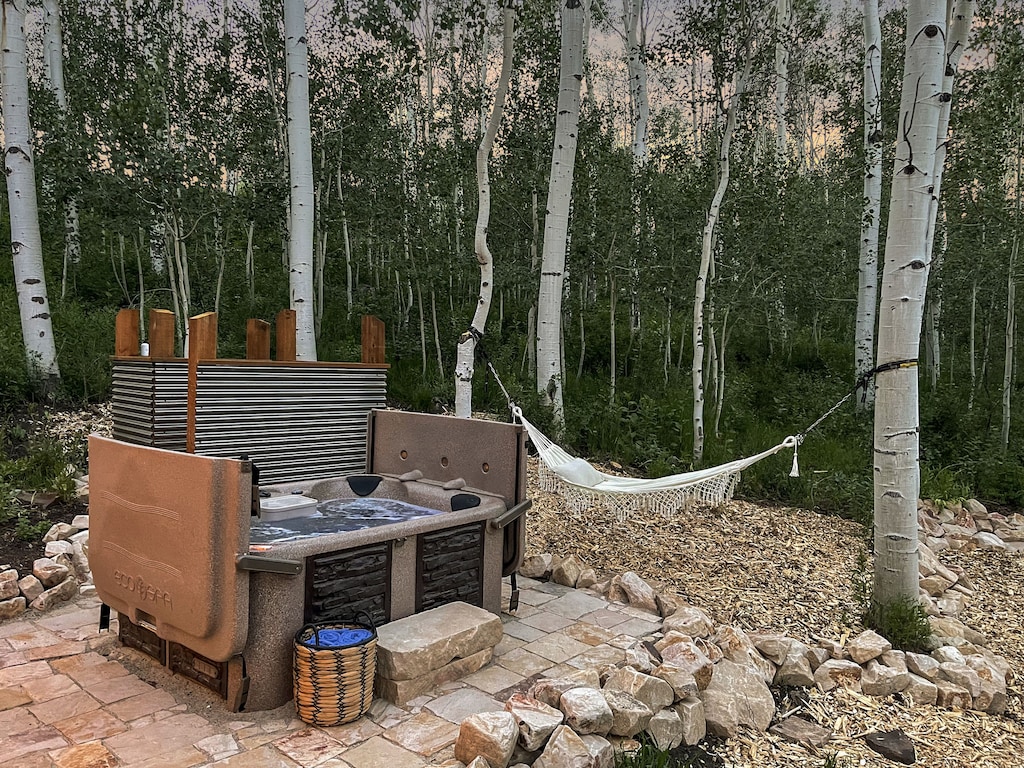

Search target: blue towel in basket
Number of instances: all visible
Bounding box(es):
[311,628,373,648]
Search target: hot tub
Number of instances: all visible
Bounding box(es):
[88,410,529,711]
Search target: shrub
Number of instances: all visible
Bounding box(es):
[864,597,932,653]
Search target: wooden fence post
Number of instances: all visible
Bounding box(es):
[115,309,140,357]
[186,312,218,453]
[361,315,386,364]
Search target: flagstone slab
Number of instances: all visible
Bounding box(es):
[376,602,503,681]
[377,648,493,705]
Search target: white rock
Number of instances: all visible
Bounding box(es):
[44,540,74,558]
[603,667,674,713]
[932,646,966,665]
[601,689,652,737]
[673,697,706,746]
[861,659,909,697]
[18,574,44,602]
[657,640,714,690]
[455,711,518,768]
[0,596,27,620]
[652,663,698,701]
[645,708,683,750]
[906,652,941,681]
[662,606,714,638]
[971,532,1006,551]
[42,522,77,543]
[560,687,613,736]
[698,659,775,737]
[505,693,564,752]
[519,553,553,580]
[903,673,938,706]
[579,735,614,768]
[534,725,596,768]
[713,625,775,684]
[775,643,815,688]
[814,660,863,693]
[938,662,982,698]
[846,629,891,664]
[32,557,69,588]
[613,572,659,614]
[0,569,19,600]
[71,514,90,529]
[552,555,584,588]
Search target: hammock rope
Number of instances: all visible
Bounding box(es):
[474,336,915,519]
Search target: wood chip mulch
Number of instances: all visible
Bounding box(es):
[524,457,1024,768]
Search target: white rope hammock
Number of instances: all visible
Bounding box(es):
[512,405,798,520]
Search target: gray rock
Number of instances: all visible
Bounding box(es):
[748,633,792,665]
[698,659,776,737]
[576,569,599,590]
[769,717,832,749]
[673,697,706,746]
[864,730,915,765]
[655,592,680,618]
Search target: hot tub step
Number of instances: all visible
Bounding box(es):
[374,602,502,702]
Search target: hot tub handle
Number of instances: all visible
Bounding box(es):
[236,554,302,575]
[488,499,532,530]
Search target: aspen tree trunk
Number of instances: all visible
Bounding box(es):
[969,280,977,409]
[921,1,972,388]
[283,0,316,360]
[873,0,973,608]
[41,0,80,300]
[3,0,60,390]
[774,0,791,162]
[1002,110,1022,452]
[610,274,617,403]
[537,0,586,431]
[692,57,750,464]
[856,0,882,407]
[623,0,648,338]
[455,2,514,418]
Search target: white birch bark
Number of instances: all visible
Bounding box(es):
[4,0,60,388]
[284,0,316,360]
[455,3,514,418]
[537,0,586,430]
[623,0,648,166]
[692,58,750,464]
[873,0,972,608]
[41,0,80,300]
[1002,109,1022,452]
[774,0,791,163]
[856,0,882,407]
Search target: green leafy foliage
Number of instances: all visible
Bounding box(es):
[864,597,932,653]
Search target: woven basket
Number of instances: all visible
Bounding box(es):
[293,614,377,727]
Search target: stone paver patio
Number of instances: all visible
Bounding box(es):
[1,577,661,767]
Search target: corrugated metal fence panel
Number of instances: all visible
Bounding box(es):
[110,360,188,451]
[192,365,387,484]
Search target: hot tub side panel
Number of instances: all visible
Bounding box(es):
[88,436,252,662]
